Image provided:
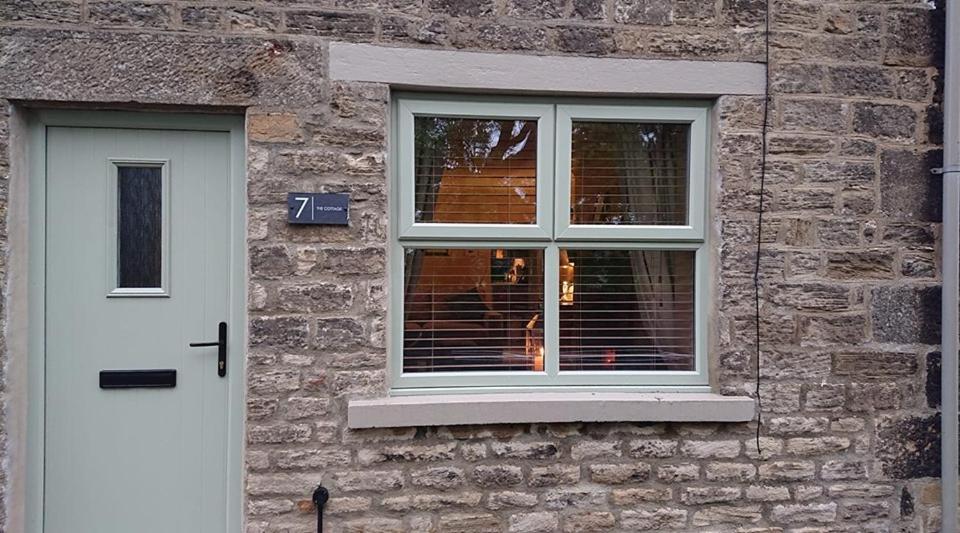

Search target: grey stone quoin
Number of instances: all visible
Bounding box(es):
[0,0,947,530]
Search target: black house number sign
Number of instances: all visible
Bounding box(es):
[287,192,350,225]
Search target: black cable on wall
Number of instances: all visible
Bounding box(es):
[753,0,773,457]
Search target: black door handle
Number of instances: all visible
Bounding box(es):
[189,322,227,377]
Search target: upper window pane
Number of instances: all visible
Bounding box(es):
[570,122,689,226]
[414,117,537,225]
[117,166,163,289]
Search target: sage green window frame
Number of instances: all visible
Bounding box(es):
[390,94,711,393]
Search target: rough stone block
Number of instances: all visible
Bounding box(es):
[771,502,837,524]
[877,413,941,479]
[528,464,580,487]
[589,463,651,484]
[507,512,558,533]
[438,513,500,533]
[853,102,918,140]
[473,465,523,487]
[871,285,941,344]
[621,508,688,530]
[248,113,301,143]
[880,148,943,222]
[561,512,615,532]
[833,352,919,377]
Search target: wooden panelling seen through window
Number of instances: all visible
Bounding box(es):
[414,117,538,225]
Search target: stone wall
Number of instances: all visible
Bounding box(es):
[0,0,947,531]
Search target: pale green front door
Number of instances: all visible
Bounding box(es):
[43,120,237,532]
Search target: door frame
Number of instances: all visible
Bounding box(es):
[24,110,247,532]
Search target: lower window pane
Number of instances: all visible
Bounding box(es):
[403,248,544,373]
[559,249,695,371]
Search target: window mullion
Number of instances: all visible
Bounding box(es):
[544,244,560,377]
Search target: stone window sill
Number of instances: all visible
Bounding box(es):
[347,392,756,429]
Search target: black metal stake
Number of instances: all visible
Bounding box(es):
[312,485,329,533]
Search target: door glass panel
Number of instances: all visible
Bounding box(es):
[559,248,695,371]
[403,247,545,373]
[117,166,163,288]
[414,117,538,224]
[570,122,689,226]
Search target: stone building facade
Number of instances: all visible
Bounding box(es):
[0,0,948,531]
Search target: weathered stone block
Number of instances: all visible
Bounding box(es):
[804,383,845,410]
[227,7,281,33]
[438,513,500,533]
[249,316,309,349]
[771,503,837,524]
[884,7,942,67]
[473,465,523,487]
[877,413,941,479]
[798,314,868,344]
[759,461,815,482]
[571,440,620,460]
[543,488,606,510]
[88,1,173,28]
[528,464,580,487]
[247,424,311,444]
[705,462,756,482]
[508,512,558,533]
[621,508,688,530]
[871,285,941,344]
[780,99,847,133]
[557,26,615,55]
[690,505,761,526]
[785,437,851,455]
[615,0,674,25]
[628,439,677,458]
[847,382,902,412]
[610,487,672,505]
[745,484,790,501]
[834,352,919,376]
[589,463,651,484]
[828,65,896,97]
[561,512,615,532]
[821,460,868,480]
[506,0,564,18]
[285,10,375,39]
[680,440,741,458]
[486,491,537,510]
[248,113,301,143]
[0,0,81,23]
[681,486,741,504]
[412,467,467,490]
[853,102,918,140]
[879,149,943,222]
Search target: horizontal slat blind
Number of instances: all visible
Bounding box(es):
[403,248,545,373]
[559,249,695,371]
[414,117,537,225]
[570,121,688,226]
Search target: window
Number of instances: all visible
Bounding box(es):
[392,96,709,391]
[108,160,170,297]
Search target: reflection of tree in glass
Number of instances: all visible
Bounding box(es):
[415,117,534,173]
[571,122,687,225]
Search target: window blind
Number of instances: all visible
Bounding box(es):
[570,122,689,226]
[403,248,545,373]
[559,249,695,371]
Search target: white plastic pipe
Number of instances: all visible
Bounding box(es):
[942,0,959,529]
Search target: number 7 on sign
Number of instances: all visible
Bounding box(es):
[294,196,312,220]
